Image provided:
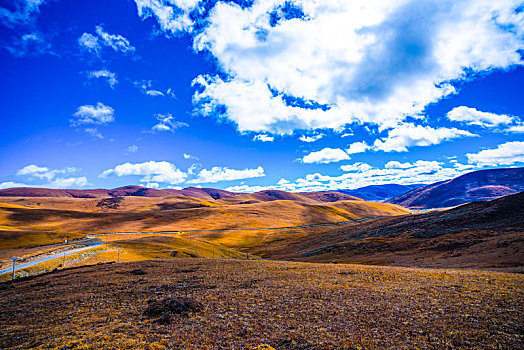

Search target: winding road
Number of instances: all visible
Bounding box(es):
[0,241,102,275]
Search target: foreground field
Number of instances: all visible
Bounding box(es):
[1,259,522,349]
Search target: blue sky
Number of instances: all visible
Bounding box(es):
[0,0,523,192]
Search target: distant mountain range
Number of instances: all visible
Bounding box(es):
[0,186,236,200]
[337,184,424,201]
[387,167,524,208]
[1,167,522,209]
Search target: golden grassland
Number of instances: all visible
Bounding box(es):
[0,259,522,349]
[0,196,408,267]
[0,196,408,235]
[0,234,249,281]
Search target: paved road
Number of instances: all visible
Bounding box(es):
[0,241,102,275]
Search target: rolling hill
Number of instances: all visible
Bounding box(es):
[0,188,408,253]
[254,191,524,272]
[0,185,237,201]
[387,167,524,208]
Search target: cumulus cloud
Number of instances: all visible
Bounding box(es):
[340,162,373,172]
[385,161,413,169]
[46,177,90,189]
[466,141,524,167]
[17,164,49,176]
[95,25,135,53]
[100,160,265,186]
[508,125,524,133]
[189,166,265,183]
[79,25,135,55]
[166,0,524,135]
[100,160,187,184]
[299,133,324,142]
[302,148,350,164]
[183,153,198,160]
[71,102,115,125]
[151,113,188,132]
[346,142,371,154]
[134,0,202,33]
[88,70,118,88]
[372,124,476,152]
[78,33,100,54]
[226,159,475,193]
[253,134,275,142]
[16,164,77,181]
[0,181,32,189]
[446,106,515,127]
[11,164,89,188]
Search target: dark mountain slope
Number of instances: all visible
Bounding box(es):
[387,167,524,208]
[253,192,524,272]
[338,184,424,201]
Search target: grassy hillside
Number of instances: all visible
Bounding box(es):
[0,197,408,247]
[1,259,521,349]
[252,192,524,272]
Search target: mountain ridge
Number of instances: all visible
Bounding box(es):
[387,167,524,208]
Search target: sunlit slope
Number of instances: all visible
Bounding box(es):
[331,200,410,217]
[0,197,408,249]
[0,195,220,212]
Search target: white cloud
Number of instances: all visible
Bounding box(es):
[128,145,139,153]
[299,133,324,142]
[88,70,118,88]
[146,90,165,97]
[253,134,275,142]
[183,153,198,160]
[46,177,90,189]
[0,181,32,189]
[95,25,135,53]
[508,124,524,133]
[373,124,476,152]
[166,88,176,98]
[346,141,371,154]
[71,102,115,125]
[151,113,188,132]
[17,164,49,176]
[79,25,135,55]
[446,106,515,127]
[100,160,187,184]
[224,184,273,193]
[78,33,100,53]
[16,164,77,181]
[134,80,175,97]
[302,148,350,164]
[385,161,413,169]
[134,0,202,33]
[340,162,373,172]
[177,0,524,134]
[229,159,474,193]
[466,141,524,167]
[189,166,265,183]
[10,164,89,189]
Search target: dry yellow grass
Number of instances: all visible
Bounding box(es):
[0,259,521,349]
[0,196,409,235]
